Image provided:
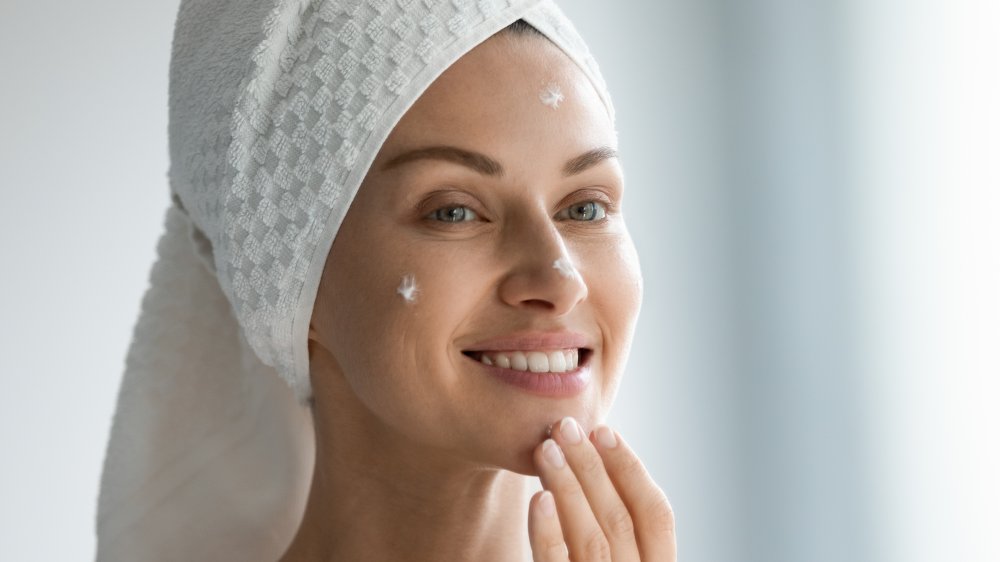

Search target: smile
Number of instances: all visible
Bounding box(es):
[461,348,587,373]
[460,348,593,398]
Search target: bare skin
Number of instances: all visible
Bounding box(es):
[280,30,674,562]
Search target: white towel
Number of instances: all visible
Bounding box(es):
[96,0,613,559]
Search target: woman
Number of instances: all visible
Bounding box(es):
[97,1,674,561]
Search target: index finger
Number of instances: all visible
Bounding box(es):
[590,426,676,562]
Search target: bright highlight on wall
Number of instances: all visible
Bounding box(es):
[847,1,1000,560]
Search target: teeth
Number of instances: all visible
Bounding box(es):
[474,349,580,373]
[549,351,567,373]
[527,352,549,373]
[495,354,511,369]
[510,351,528,371]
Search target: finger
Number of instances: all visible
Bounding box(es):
[591,426,677,562]
[534,438,612,561]
[551,417,641,562]
[528,490,570,562]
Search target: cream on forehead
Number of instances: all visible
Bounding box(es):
[539,82,565,109]
[396,274,419,303]
[552,257,579,279]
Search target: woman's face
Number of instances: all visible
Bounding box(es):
[309,32,642,474]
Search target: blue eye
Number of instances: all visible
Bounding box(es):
[565,201,607,221]
[430,206,478,222]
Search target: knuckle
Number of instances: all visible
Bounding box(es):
[578,449,606,476]
[582,529,613,561]
[603,505,635,538]
[645,494,676,537]
[618,450,646,479]
[557,479,588,503]
[540,539,568,560]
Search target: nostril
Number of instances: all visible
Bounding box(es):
[519,298,557,311]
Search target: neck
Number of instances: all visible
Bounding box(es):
[279,392,531,561]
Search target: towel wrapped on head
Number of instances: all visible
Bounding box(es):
[96,0,613,559]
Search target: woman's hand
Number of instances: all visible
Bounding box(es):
[528,417,676,562]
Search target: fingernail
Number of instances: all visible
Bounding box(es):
[539,491,557,518]
[560,417,583,444]
[542,439,565,468]
[595,426,618,449]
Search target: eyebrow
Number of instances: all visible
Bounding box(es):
[381,145,619,178]
[383,146,503,177]
[562,146,619,176]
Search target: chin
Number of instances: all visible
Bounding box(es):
[505,451,543,476]
[477,401,608,476]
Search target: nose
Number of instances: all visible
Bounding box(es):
[496,216,588,315]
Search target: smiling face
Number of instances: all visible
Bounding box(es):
[308,30,642,474]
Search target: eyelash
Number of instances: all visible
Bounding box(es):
[428,206,479,223]
[554,201,608,222]
[425,199,611,225]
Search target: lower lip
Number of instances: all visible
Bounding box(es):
[464,355,591,398]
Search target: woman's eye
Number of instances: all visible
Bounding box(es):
[430,205,478,223]
[564,201,608,221]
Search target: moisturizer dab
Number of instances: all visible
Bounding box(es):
[552,257,579,279]
[539,82,565,109]
[396,274,419,303]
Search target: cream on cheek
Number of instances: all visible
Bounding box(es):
[396,273,419,303]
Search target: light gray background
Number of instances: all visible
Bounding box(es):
[1,1,997,560]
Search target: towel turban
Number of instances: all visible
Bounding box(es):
[96,0,613,559]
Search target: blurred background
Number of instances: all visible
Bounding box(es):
[1,0,997,560]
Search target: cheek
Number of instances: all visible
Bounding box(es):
[325,242,487,426]
[583,233,643,330]
[578,233,643,395]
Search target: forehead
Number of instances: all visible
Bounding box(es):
[376,33,616,165]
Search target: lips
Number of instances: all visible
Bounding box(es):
[460,331,594,397]
[462,331,591,352]
[461,348,589,373]
[460,331,593,373]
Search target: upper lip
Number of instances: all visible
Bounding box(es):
[461,331,592,352]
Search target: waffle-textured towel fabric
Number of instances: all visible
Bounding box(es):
[96,0,614,559]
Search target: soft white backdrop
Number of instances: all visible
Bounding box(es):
[1,1,997,561]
